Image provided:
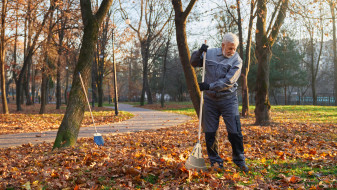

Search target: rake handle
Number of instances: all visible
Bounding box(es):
[198,40,207,141]
[78,72,98,133]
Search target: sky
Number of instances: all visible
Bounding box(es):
[184,0,335,50]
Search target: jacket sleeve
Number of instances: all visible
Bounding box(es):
[209,58,242,92]
[190,50,203,67]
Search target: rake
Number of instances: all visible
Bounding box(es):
[185,41,207,171]
[79,72,104,146]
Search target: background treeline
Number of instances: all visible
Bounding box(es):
[0,0,336,115]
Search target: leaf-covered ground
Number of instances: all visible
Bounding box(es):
[1,104,337,189]
[0,104,133,135]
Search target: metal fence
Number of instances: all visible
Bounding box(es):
[238,93,336,106]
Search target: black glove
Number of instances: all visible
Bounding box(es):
[198,44,208,54]
[198,82,210,91]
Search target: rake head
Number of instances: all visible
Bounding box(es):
[185,142,207,171]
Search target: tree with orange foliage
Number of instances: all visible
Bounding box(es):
[53,0,114,149]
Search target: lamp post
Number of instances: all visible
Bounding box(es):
[111,9,130,116]
[65,66,69,105]
[108,75,111,104]
[111,28,118,115]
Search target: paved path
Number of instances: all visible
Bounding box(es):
[0,103,191,148]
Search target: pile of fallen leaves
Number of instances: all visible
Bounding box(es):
[0,104,133,135]
[1,113,336,189]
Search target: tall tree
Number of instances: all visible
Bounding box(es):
[53,0,114,149]
[23,0,34,106]
[0,0,9,114]
[240,0,256,117]
[330,0,337,105]
[16,1,56,111]
[12,1,19,107]
[299,3,325,106]
[269,35,307,104]
[225,0,257,117]
[160,25,173,108]
[122,0,172,106]
[56,2,69,109]
[40,1,56,114]
[304,22,324,105]
[171,0,200,115]
[254,0,289,125]
[96,11,111,107]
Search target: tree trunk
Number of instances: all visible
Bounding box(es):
[23,0,33,106]
[97,14,109,107]
[97,49,103,107]
[64,63,69,105]
[330,1,337,106]
[13,13,19,109]
[311,72,317,105]
[31,65,36,104]
[56,42,63,109]
[40,70,48,114]
[140,40,153,105]
[56,54,61,109]
[53,0,113,149]
[0,0,9,114]
[97,67,103,107]
[254,0,288,125]
[172,0,200,116]
[40,6,55,114]
[254,47,271,124]
[271,89,278,105]
[308,15,324,106]
[241,0,255,117]
[161,35,171,108]
[128,49,133,100]
[56,7,67,109]
[91,59,97,107]
[236,0,244,59]
[24,58,33,105]
[16,1,55,111]
[284,85,287,105]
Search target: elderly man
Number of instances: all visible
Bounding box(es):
[190,32,248,172]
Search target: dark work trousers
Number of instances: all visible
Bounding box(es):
[203,94,245,166]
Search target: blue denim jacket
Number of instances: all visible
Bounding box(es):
[191,48,242,99]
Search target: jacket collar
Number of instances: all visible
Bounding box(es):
[216,48,223,56]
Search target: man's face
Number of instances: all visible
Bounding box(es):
[222,42,237,58]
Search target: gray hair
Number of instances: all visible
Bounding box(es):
[222,32,239,47]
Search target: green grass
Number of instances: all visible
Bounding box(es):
[139,102,337,124]
[270,105,337,124]
[143,174,158,184]
[165,108,197,117]
[245,159,337,188]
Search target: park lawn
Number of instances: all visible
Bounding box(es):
[0,103,336,189]
[0,104,133,135]
[270,105,337,124]
[143,103,337,124]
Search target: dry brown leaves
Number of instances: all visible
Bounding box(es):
[0,104,132,135]
[1,114,336,189]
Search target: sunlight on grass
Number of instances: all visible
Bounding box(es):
[246,158,337,188]
[149,102,337,124]
[270,105,337,124]
[165,108,196,117]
